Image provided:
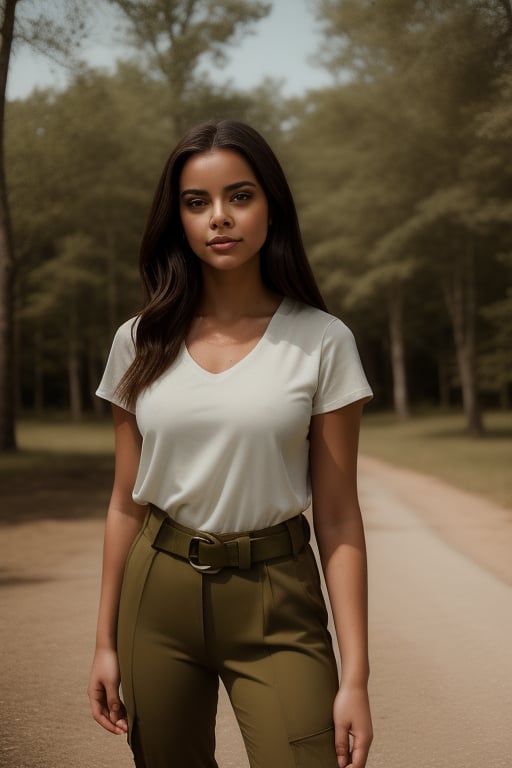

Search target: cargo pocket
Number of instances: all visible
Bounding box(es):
[290,726,338,767]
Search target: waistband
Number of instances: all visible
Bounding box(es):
[144,506,310,574]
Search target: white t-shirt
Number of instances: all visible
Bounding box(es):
[96,297,372,533]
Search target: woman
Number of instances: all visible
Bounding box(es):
[88,119,373,768]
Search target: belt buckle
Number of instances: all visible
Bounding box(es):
[188,533,221,574]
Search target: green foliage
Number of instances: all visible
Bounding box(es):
[7,65,168,412]
[7,52,287,414]
[107,0,270,68]
[0,5,288,427]
[5,0,511,426]
[291,0,512,426]
[106,0,271,130]
[9,0,93,62]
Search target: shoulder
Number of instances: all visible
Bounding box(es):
[278,298,355,349]
[102,316,139,369]
[112,316,139,345]
[106,316,139,356]
[97,316,139,411]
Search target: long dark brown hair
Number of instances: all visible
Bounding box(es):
[117,119,327,409]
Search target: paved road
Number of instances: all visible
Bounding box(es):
[1,456,511,767]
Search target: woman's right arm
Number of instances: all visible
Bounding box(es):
[87,404,148,735]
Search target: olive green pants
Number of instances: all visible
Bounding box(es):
[117,510,339,768]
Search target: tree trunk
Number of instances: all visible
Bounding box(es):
[33,325,44,414]
[442,241,484,436]
[454,339,482,435]
[437,352,451,409]
[388,287,410,420]
[0,0,18,450]
[106,223,117,334]
[499,382,510,411]
[13,299,21,411]
[87,340,103,417]
[68,341,82,422]
[68,297,82,422]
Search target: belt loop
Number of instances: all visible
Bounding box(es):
[285,515,308,557]
[237,535,252,569]
[147,505,167,544]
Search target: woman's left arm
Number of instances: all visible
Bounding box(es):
[309,400,373,768]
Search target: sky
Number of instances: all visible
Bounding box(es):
[7,0,333,101]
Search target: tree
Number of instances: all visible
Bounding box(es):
[299,0,512,433]
[0,0,92,449]
[0,1,17,448]
[289,80,435,419]
[21,234,105,421]
[7,66,159,415]
[107,0,271,134]
[7,59,288,415]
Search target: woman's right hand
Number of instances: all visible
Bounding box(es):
[88,648,128,735]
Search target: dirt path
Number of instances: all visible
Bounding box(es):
[358,457,512,768]
[1,455,511,767]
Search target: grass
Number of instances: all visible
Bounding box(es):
[16,418,114,454]
[0,419,116,524]
[1,411,511,512]
[0,419,114,475]
[360,409,512,509]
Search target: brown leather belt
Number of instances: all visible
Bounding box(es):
[146,506,310,574]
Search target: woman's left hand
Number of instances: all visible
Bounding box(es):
[333,684,373,768]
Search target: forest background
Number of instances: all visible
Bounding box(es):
[1,0,511,452]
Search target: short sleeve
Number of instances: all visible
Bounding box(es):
[96,318,137,413]
[312,319,373,415]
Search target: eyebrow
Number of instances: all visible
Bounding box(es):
[180,180,257,197]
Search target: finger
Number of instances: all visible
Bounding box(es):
[350,732,373,768]
[97,711,127,734]
[335,723,351,768]
[106,686,127,729]
[89,695,126,734]
[114,717,129,733]
[88,686,126,735]
[107,695,127,724]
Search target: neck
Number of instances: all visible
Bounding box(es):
[199,265,280,321]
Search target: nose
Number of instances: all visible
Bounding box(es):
[209,201,233,229]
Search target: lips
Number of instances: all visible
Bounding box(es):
[206,236,241,252]
[207,236,240,246]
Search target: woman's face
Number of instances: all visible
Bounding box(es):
[179,149,269,274]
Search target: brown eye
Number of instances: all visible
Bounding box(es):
[232,192,252,202]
